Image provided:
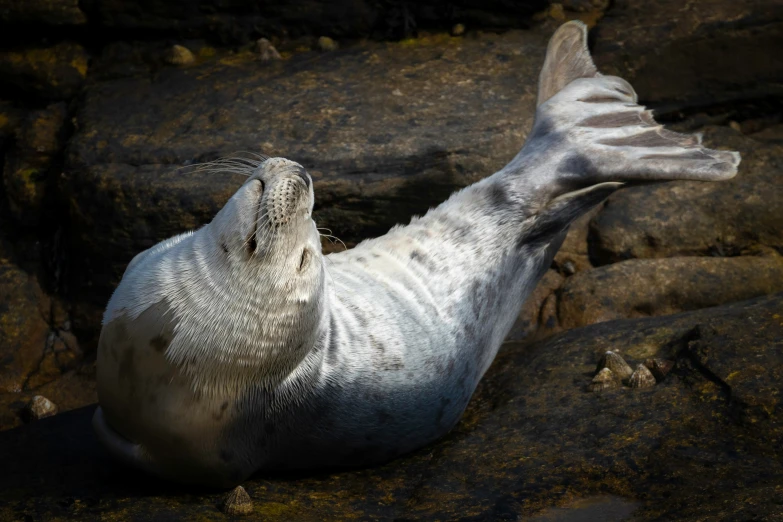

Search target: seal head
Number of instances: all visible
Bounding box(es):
[103,157,325,392]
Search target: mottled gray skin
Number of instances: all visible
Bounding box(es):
[94,21,740,488]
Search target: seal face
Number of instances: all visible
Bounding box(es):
[94,22,740,488]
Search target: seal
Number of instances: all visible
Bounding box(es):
[93,21,740,488]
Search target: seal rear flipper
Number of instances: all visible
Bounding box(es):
[92,406,159,476]
[532,21,740,186]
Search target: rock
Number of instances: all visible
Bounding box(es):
[77,1,547,44]
[561,0,610,13]
[450,23,465,36]
[0,0,87,25]
[507,269,564,341]
[548,3,566,21]
[3,103,68,225]
[0,101,25,147]
[558,255,783,329]
[592,0,783,112]
[553,204,600,275]
[63,29,550,340]
[0,369,96,431]
[0,259,51,394]
[25,395,58,420]
[0,293,781,520]
[256,38,281,61]
[317,36,339,52]
[164,45,195,65]
[0,41,89,99]
[644,358,673,382]
[590,127,783,262]
[222,486,253,515]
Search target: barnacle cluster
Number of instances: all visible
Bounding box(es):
[588,351,673,392]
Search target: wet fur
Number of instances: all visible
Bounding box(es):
[94,22,740,487]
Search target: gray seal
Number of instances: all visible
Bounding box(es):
[93,21,740,488]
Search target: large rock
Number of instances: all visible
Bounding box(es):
[590,127,783,262]
[64,30,550,337]
[0,259,50,393]
[1,293,781,520]
[0,41,89,99]
[3,103,68,225]
[78,1,548,42]
[592,0,783,112]
[0,0,87,25]
[557,255,783,329]
[0,369,95,431]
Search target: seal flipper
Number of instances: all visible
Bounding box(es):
[92,406,159,476]
[533,21,740,185]
[537,20,598,106]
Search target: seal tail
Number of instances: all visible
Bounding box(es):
[534,21,740,185]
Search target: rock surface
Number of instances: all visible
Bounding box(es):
[592,0,783,112]
[0,0,87,26]
[3,102,67,225]
[76,1,549,42]
[0,41,89,100]
[557,254,783,329]
[0,258,51,393]
[1,293,781,520]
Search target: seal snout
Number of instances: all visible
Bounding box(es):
[263,169,312,229]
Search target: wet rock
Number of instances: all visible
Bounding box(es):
[0,294,781,520]
[0,0,87,25]
[3,103,67,225]
[590,128,783,262]
[164,45,195,66]
[25,395,58,420]
[592,0,783,111]
[0,41,89,99]
[558,255,783,329]
[64,29,550,338]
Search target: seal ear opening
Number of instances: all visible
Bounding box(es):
[537,21,599,106]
